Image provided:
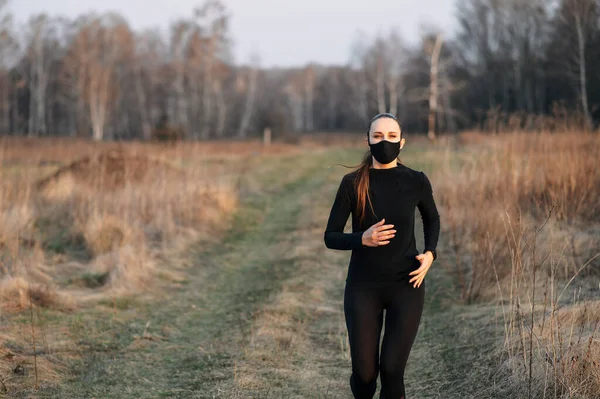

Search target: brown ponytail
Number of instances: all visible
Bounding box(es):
[354,150,376,225]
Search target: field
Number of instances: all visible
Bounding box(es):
[0,131,598,398]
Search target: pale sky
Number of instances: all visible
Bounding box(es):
[8,0,457,67]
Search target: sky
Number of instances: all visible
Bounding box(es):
[8,0,458,68]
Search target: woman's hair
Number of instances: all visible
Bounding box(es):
[338,113,403,225]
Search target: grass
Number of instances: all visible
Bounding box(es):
[1,132,598,398]
[14,149,334,398]
[435,130,600,398]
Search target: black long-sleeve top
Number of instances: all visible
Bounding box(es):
[323,163,440,284]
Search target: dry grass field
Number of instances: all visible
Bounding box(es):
[0,131,598,398]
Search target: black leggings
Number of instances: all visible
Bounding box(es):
[343,279,425,399]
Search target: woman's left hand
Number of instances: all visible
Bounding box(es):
[408,251,434,288]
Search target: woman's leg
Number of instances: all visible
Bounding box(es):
[379,279,425,399]
[344,282,385,399]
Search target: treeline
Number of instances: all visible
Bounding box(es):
[0,0,599,141]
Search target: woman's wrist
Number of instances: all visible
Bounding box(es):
[425,249,436,261]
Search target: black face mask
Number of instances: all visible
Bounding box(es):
[369,139,401,164]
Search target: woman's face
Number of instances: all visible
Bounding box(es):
[366,117,404,148]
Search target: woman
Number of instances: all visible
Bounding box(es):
[323,113,440,399]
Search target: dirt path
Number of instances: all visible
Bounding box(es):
[33,148,505,398]
[219,148,506,399]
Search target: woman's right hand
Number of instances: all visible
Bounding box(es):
[361,218,396,247]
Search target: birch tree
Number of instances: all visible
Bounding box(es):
[386,30,407,117]
[348,34,369,122]
[303,64,315,131]
[236,51,260,138]
[555,0,598,128]
[284,72,304,133]
[427,34,443,140]
[169,20,193,134]
[0,0,18,134]
[25,14,59,136]
[82,14,132,141]
[193,1,230,139]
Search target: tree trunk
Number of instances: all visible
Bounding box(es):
[201,38,215,140]
[388,77,398,116]
[358,71,368,121]
[286,85,303,132]
[327,71,338,130]
[237,65,258,138]
[174,64,188,135]
[575,13,592,129]
[376,54,386,113]
[89,68,111,141]
[304,67,314,132]
[214,80,226,137]
[134,62,152,140]
[0,75,8,133]
[428,34,443,141]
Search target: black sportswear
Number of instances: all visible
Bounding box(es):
[323,163,440,284]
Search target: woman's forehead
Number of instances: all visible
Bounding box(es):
[370,118,401,133]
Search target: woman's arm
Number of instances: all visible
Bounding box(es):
[323,176,365,250]
[417,171,440,260]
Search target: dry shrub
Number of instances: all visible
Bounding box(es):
[0,140,243,317]
[436,129,600,397]
[79,212,139,257]
[151,125,186,143]
[0,204,34,243]
[0,275,74,313]
[499,339,600,399]
[0,204,36,278]
[0,137,292,395]
[34,147,239,247]
[456,130,490,146]
[0,174,36,263]
[0,242,58,310]
[478,103,593,134]
[0,340,68,395]
[499,296,600,398]
[484,205,600,398]
[35,148,185,196]
[502,132,600,223]
[35,171,77,201]
[437,130,600,301]
[89,243,156,293]
[0,136,303,170]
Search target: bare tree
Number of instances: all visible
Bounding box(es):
[348,33,369,121]
[133,29,166,140]
[558,0,598,128]
[213,79,226,137]
[169,20,193,135]
[284,70,304,132]
[386,29,407,117]
[134,31,155,140]
[369,37,388,114]
[0,0,19,134]
[82,14,132,141]
[455,0,507,111]
[0,0,598,138]
[26,14,60,136]
[236,51,260,138]
[426,34,443,140]
[304,64,315,131]
[505,0,550,114]
[193,0,231,139]
[325,67,340,130]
